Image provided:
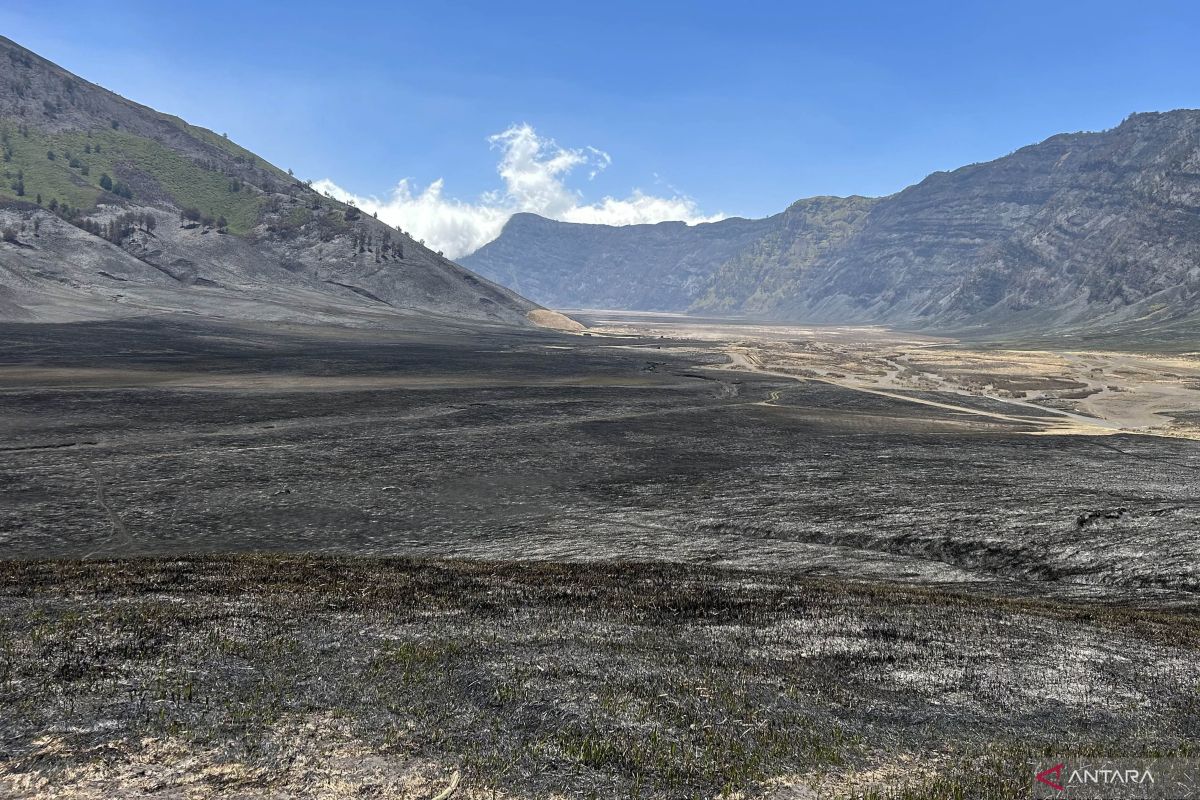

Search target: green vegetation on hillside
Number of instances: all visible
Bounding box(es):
[0,123,264,233]
[1,124,97,210]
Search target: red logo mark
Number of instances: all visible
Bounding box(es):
[1037,763,1066,791]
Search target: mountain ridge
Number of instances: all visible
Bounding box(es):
[465,109,1200,333]
[464,211,778,311]
[0,36,543,328]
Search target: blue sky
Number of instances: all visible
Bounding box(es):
[4,1,1199,255]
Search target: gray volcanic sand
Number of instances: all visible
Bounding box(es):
[2,316,1198,597]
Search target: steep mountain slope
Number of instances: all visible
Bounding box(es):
[689,196,876,315]
[737,110,1200,330]
[0,36,541,327]
[462,212,775,311]
[467,111,1200,333]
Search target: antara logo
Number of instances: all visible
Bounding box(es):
[1036,763,1065,791]
[1036,761,1156,791]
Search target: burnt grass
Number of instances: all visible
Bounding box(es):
[1,318,1199,798]
[1,557,1198,799]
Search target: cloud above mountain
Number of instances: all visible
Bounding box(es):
[313,124,722,258]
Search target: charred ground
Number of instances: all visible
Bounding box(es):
[0,316,1198,798]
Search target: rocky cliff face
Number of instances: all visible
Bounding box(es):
[690,196,876,315]
[0,36,540,327]
[754,110,1200,330]
[462,212,775,311]
[466,111,1200,332]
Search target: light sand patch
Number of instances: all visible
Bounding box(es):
[0,713,542,800]
[526,308,586,332]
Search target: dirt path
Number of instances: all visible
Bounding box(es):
[82,466,136,559]
[584,311,1200,438]
[722,346,1126,437]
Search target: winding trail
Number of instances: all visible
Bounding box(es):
[82,466,136,559]
[723,346,1127,437]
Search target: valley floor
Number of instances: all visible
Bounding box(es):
[0,314,1197,798]
[575,309,1200,439]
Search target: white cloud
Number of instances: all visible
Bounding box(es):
[312,123,723,258]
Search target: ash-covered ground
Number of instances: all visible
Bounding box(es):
[0,314,1197,798]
